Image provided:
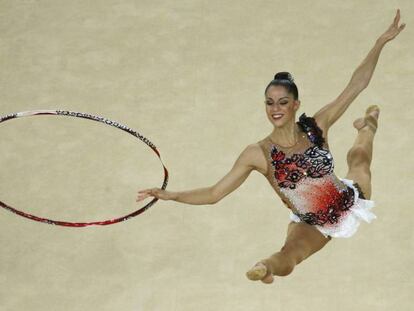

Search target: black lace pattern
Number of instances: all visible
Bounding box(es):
[269,113,333,190]
[268,112,356,226]
[292,185,356,226]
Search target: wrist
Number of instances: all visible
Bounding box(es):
[376,37,387,47]
[169,191,179,201]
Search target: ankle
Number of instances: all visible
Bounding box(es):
[266,252,296,276]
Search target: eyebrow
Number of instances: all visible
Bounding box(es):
[266,96,289,102]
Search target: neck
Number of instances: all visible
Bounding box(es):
[269,121,300,147]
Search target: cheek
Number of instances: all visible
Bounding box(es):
[286,105,295,113]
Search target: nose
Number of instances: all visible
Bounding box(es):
[268,102,285,108]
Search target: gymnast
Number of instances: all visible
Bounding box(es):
[136,9,405,284]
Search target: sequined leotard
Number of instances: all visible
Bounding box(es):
[258,113,376,238]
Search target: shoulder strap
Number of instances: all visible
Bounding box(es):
[296,113,325,148]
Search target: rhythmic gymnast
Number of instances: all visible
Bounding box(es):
[136,9,405,284]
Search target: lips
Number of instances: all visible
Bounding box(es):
[272,114,284,120]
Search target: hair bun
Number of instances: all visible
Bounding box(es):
[274,72,294,83]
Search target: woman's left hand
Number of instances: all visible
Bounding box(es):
[378,9,406,44]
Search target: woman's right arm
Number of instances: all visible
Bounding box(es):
[136,144,258,205]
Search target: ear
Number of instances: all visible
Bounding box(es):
[294,100,301,111]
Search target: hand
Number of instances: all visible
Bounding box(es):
[136,187,174,202]
[378,9,406,44]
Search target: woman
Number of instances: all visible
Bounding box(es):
[136,9,405,284]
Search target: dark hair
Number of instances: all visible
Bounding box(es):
[264,71,299,101]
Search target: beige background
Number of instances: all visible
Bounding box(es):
[0,1,413,310]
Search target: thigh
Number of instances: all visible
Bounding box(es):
[345,167,372,200]
[282,221,332,264]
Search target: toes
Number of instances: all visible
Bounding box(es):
[364,114,378,131]
[261,273,274,284]
[366,105,380,119]
[260,262,274,284]
[246,262,267,281]
[246,260,276,284]
[366,114,378,125]
[354,105,379,132]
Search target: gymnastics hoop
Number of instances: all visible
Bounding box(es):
[0,109,169,227]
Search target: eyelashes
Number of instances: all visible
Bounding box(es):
[266,101,288,106]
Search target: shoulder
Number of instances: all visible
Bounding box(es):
[238,141,268,175]
[311,113,330,136]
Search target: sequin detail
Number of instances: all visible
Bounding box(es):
[270,144,334,189]
[289,178,376,238]
[297,113,325,148]
[291,184,355,226]
[267,113,355,227]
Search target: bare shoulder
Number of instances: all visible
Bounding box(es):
[241,142,268,176]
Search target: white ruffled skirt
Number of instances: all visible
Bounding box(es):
[289,178,377,238]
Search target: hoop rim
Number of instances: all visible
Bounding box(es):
[0,109,169,227]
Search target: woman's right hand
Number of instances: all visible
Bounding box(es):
[136,188,175,202]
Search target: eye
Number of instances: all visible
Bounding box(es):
[265,101,288,105]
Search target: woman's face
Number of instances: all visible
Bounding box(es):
[264,85,300,127]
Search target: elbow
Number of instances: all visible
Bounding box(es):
[209,187,221,205]
[350,77,369,90]
[209,195,220,205]
[358,81,369,90]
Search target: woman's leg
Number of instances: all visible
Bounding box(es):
[246,106,380,284]
[246,221,331,284]
[345,105,380,199]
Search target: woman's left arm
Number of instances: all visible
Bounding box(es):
[314,9,406,130]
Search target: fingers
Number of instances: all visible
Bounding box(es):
[136,194,147,202]
[383,9,405,41]
[136,188,163,202]
[136,188,154,202]
[394,9,400,25]
[393,9,405,31]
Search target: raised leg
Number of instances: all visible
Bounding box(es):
[246,221,331,284]
[345,105,380,199]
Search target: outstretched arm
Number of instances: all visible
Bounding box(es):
[136,144,260,205]
[170,144,257,205]
[313,9,406,130]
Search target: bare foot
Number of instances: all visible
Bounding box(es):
[353,105,380,132]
